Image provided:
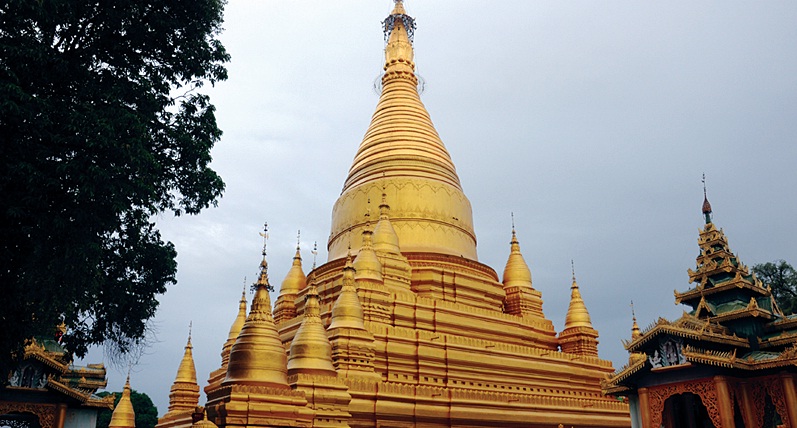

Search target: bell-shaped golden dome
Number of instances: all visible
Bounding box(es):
[109,376,136,428]
[353,215,383,283]
[563,274,594,330]
[287,286,336,376]
[223,252,289,389]
[192,414,219,428]
[502,228,533,289]
[280,245,307,294]
[329,255,366,330]
[327,1,477,261]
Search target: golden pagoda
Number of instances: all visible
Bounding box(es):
[161,2,633,427]
[109,376,136,428]
[157,327,200,428]
[602,187,797,427]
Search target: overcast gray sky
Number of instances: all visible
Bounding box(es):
[80,1,797,414]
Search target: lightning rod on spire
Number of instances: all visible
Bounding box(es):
[571,260,576,283]
[312,241,318,270]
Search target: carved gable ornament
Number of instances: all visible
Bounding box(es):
[649,337,688,369]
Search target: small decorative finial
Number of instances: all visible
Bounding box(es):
[296,229,301,250]
[571,260,576,283]
[701,174,713,224]
[630,300,636,319]
[259,222,269,258]
[188,321,192,343]
[255,222,272,292]
[242,277,248,295]
[311,241,318,270]
[365,199,371,227]
[511,212,515,231]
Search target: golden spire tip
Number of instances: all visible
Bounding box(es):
[701,173,713,223]
[571,260,576,285]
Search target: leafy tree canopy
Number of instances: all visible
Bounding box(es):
[97,389,159,428]
[0,0,228,378]
[753,260,797,315]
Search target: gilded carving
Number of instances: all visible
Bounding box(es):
[735,375,790,428]
[765,376,791,428]
[648,379,722,428]
[0,402,56,428]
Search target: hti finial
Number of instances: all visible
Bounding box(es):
[630,300,636,320]
[571,260,576,284]
[259,222,269,258]
[384,0,415,43]
[255,222,272,291]
[511,212,515,232]
[311,241,318,270]
[296,229,301,250]
[701,174,713,224]
[242,277,247,295]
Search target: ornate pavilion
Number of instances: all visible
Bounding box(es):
[602,192,797,427]
[0,334,112,428]
[153,1,630,427]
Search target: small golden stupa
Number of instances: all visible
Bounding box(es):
[109,376,136,428]
[158,2,631,427]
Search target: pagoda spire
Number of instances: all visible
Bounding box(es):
[353,204,384,283]
[563,262,594,330]
[223,224,289,388]
[702,174,713,224]
[502,216,533,290]
[326,251,381,380]
[329,252,366,331]
[287,289,353,426]
[287,285,336,377]
[274,230,306,324]
[109,375,136,428]
[630,301,641,340]
[203,280,248,397]
[501,216,548,320]
[559,262,599,357]
[165,325,200,415]
[372,191,400,254]
[223,281,248,365]
[328,0,477,261]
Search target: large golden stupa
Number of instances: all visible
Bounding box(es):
[156,2,630,427]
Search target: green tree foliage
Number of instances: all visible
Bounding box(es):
[753,260,797,315]
[97,389,159,428]
[0,0,229,378]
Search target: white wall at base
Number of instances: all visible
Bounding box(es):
[628,395,641,428]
